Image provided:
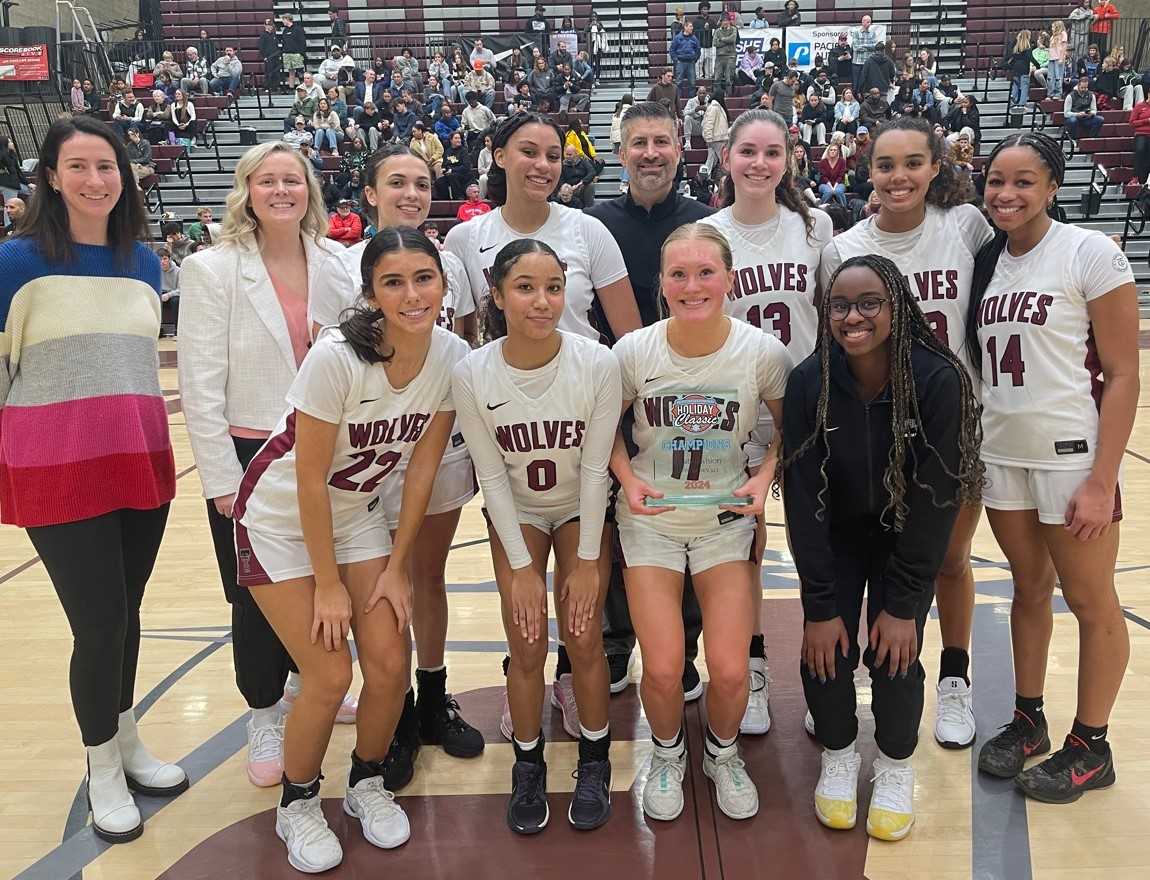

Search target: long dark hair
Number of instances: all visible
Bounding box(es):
[339,225,445,365]
[779,254,984,531]
[870,116,974,209]
[482,238,565,340]
[965,131,1065,374]
[486,112,565,206]
[720,109,816,239]
[21,116,147,267]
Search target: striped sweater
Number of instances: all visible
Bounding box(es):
[0,237,176,527]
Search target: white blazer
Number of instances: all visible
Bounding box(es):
[178,235,338,499]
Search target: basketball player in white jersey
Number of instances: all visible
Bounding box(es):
[235,229,468,873]
[698,108,833,737]
[443,113,643,343]
[969,133,1137,804]
[612,224,792,823]
[453,239,620,835]
[309,146,484,788]
[819,116,993,750]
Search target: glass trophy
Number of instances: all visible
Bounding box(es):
[642,390,752,508]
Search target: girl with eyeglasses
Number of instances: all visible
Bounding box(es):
[782,253,982,841]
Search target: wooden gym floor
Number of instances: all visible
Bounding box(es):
[4,337,1150,880]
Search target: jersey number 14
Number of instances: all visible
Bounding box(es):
[985,334,1026,387]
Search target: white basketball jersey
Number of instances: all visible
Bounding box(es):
[443,202,629,340]
[308,239,475,332]
[975,221,1134,469]
[699,205,833,361]
[454,331,618,517]
[234,326,468,539]
[614,318,792,537]
[820,203,993,375]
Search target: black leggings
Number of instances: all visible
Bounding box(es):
[801,526,932,760]
[1135,135,1150,186]
[205,436,296,710]
[27,504,170,746]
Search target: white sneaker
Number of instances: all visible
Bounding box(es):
[344,775,411,849]
[814,747,861,830]
[550,673,580,739]
[739,658,771,735]
[116,709,188,796]
[867,754,915,841]
[804,710,816,737]
[703,748,759,819]
[86,738,142,843]
[247,716,285,787]
[934,677,976,749]
[275,795,343,873]
[642,747,687,821]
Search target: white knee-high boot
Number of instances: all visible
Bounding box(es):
[87,737,142,843]
[116,709,189,796]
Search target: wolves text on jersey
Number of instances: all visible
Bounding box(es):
[729,262,810,301]
[974,290,1054,328]
[347,412,432,448]
[494,420,587,452]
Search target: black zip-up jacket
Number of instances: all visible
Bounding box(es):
[782,340,963,622]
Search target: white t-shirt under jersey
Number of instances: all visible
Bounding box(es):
[234,326,468,539]
[614,318,792,537]
[699,204,834,360]
[452,331,621,569]
[308,239,476,332]
[820,203,994,376]
[443,202,629,340]
[975,221,1134,469]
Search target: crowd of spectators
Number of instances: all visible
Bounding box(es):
[644,9,985,222]
[256,12,607,239]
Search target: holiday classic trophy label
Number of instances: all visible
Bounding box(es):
[643,390,751,507]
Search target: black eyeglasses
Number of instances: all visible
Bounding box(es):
[827,297,887,320]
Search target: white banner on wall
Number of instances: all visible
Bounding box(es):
[784,24,888,70]
[736,24,888,71]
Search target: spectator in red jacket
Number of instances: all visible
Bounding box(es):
[455,183,492,222]
[1090,0,1121,56]
[1131,95,1150,181]
[327,199,363,245]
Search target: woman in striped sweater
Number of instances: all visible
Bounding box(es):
[0,116,187,843]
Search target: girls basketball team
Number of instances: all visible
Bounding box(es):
[3,108,1135,873]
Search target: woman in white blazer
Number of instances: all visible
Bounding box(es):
[179,141,355,788]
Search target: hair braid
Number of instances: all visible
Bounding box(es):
[777,254,984,530]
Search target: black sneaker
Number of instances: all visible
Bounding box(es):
[683,660,703,702]
[977,710,1051,778]
[380,734,419,791]
[507,760,549,834]
[569,758,612,830]
[608,653,632,694]
[1015,734,1116,804]
[419,694,485,758]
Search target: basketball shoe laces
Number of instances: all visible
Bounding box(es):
[869,763,914,811]
[936,688,970,728]
[284,795,335,847]
[250,719,284,763]
[993,711,1038,749]
[571,758,610,805]
[1041,738,1090,775]
[820,752,860,800]
[649,750,686,788]
[350,775,401,815]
